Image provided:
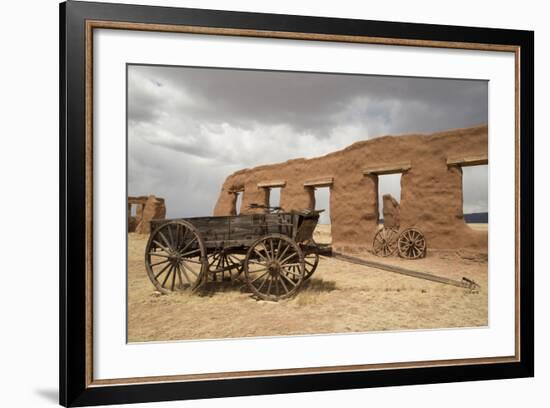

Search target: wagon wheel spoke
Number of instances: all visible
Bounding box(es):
[279,252,298,265]
[254,248,268,262]
[179,248,200,258]
[179,263,193,283]
[152,240,171,254]
[179,258,202,265]
[255,274,270,292]
[261,243,272,260]
[179,236,197,255]
[277,244,291,262]
[247,259,266,266]
[278,275,289,295]
[150,259,170,268]
[266,276,273,296]
[158,231,173,252]
[176,265,184,289]
[148,252,171,258]
[173,223,181,250]
[227,254,241,264]
[171,264,177,291]
[154,262,172,279]
[280,272,298,288]
[276,239,282,257]
[250,271,269,285]
[180,261,199,278]
[161,265,174,287]
[269,239,275,259]
[248,267,268,274]
[167,226,175,249]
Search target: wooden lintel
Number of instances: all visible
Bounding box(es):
[446,155,488,167]
[363,162,412,175]
[128,196,149,204]
[257,180,286,188]
[303,177,334,188]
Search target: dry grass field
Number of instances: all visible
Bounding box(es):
[127,225,488,342]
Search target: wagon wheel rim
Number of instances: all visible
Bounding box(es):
[372,227,399,257]
[296,239,320,281]
[145,221,207,293]
[292,250,319,281]
[207,250,243,282]
[397,228,426,259]
[244,234,304,301]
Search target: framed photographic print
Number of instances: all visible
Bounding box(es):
[59,1,534,406]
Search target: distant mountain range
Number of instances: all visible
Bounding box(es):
[378,212,488,224]
[464,212,488,223]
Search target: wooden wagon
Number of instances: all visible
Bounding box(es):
[145,209,323,301]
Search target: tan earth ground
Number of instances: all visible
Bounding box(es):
[127,224,488,342]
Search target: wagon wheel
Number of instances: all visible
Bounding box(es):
[207,250,243,282]
[244,234,305,301]
[372,227,399,257]
[145,220,207,293]
[397,228,427,259]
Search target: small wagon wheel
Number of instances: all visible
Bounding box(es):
[397,228,427,259]
[303,251,320,280]
[145,220,207,293]
[207,249,243,282]
[244,234,304,301]
[287,251,319,281]
[372,227,399,257]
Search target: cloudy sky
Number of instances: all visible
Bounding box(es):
[128,64,488,224]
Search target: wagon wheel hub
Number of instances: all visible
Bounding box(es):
[169,253,181,264]
[267,261,281,276]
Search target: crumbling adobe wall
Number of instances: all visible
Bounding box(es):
[213,125,488,252]
[128,195,166,234]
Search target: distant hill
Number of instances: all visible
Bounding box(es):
[464,212,488,223]
[379,212,488,224]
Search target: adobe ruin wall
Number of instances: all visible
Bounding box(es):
[213,125,488,252]
[128,195,166,234]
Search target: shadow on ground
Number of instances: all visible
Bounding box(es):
[195,276,338,298]
[197,279,247,297]
[300,278,338,293]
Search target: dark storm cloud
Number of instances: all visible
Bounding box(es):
[127,64,488,218]
[129,65,487,139]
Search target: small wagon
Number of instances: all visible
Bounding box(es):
[145,208,323,301]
